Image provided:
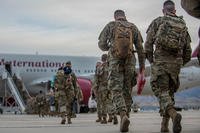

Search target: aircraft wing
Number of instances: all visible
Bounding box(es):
[30,77,52,86]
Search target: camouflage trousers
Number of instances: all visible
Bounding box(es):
[37,104,46,117]
[150,62,181,116]
[108,55,136,113]
[58,90,74,118]
[96,93,102,117]
[98,89,114,116]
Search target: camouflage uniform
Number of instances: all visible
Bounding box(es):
[92,63,102,122]
[145,14,192,116]
[54,70,75,124]
[96,60,115,123]
[181,0,200,19]
[98,20,144,115]
[70,72,78,117]
[35,91,46,117]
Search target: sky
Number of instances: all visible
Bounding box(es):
[0,0,199,57]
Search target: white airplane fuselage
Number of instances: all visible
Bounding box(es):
[0,53,200,96]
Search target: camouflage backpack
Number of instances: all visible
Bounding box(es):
[113,21,133,59]
[55,71,65,90]
[155,15,187,54]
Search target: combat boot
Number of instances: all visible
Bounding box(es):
[101,116,107,124]
[113,115,118,125]
[161,116,170,132]
[67,117,72,124]
[61,118,66,124]
[120,111,130,132]
[107,114,113,122]
[168,108,182,133]
[96,116,102,122]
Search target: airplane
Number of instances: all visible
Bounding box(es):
[0,46,199,112]
[0,54,99,112]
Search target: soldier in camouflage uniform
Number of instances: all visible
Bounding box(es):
[145,1,192,133]
[92,61,102,122]
[98,10,145,132]
[64,61,78,118]
[96,54,118,124]
[35,90,46,117]
[54,69,75,124]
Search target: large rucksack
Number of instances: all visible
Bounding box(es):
[155,16,187,54]
[113,21,133,59]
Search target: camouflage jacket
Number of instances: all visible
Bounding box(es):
[54,70,74,92]
[70,72,78,97]
[145,14,192,65]
[96,62,109,90]
[36,93,46,105]
[98,20,145,68]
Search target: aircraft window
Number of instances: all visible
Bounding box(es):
[30,69,32,72]
[84,70,87,73]
[88,70,90,73]
[55,69,57,72]
[33,69,36,72]
[37,69,40,72]
[44,69,47,72]
[74,70,77,72]
[51,69,54,72]
[41,69,43,72]
[78,70,80,73]
[26,69,29,72]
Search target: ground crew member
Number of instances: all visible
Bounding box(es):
[98,10,145,132]
[145,1,192,133]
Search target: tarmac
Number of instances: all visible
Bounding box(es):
[0,110,200,133]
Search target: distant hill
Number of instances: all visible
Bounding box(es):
[134,87,200,108]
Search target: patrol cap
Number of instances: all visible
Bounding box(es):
[114,9,126,20]
[114,9,125,17]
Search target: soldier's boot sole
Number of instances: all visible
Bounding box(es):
[120,116,130,132]
[61,119,66,124]
[113,116,118,125]
[96,119,101,122]
[173,113,182,133]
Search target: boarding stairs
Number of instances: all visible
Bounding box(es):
[0,69,26,113]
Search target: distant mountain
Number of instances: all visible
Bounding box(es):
[133,87,200,108]
[176,87,200,98]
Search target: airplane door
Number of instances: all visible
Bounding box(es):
[5,63,12,76]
